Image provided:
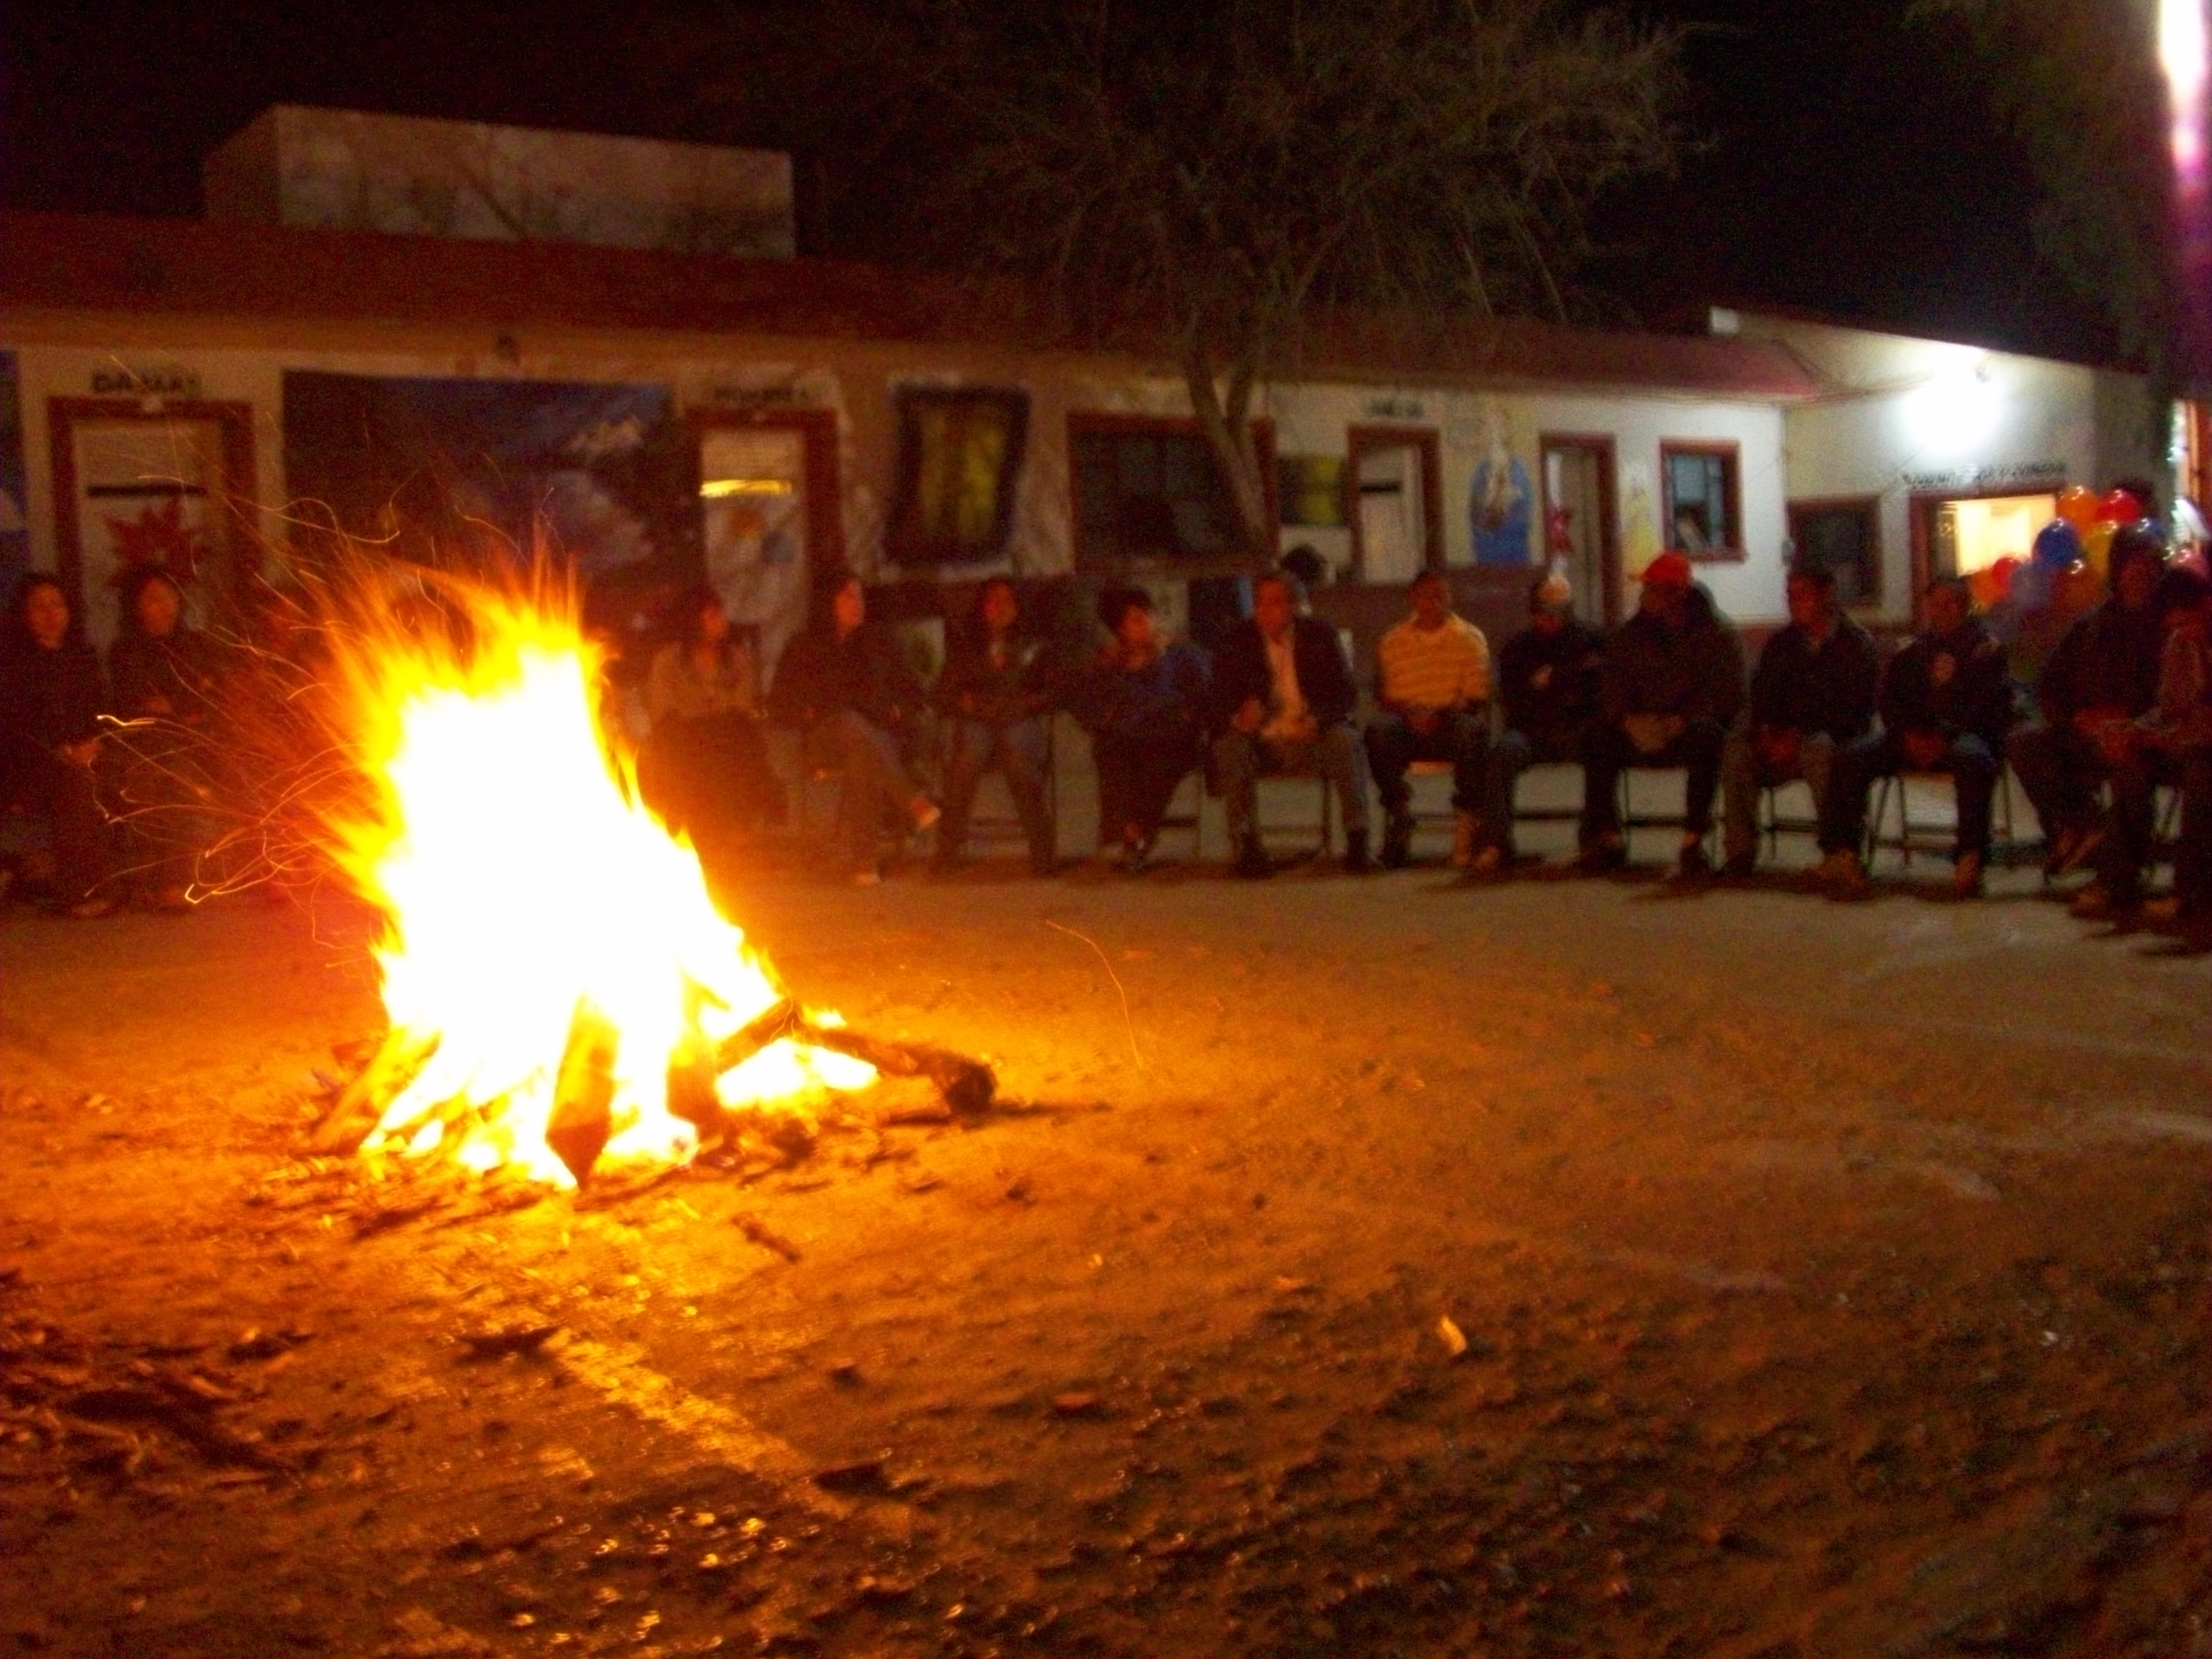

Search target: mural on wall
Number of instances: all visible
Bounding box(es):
[1620,458,1661,575]
[1464,400,1534,566]
[282,372,693,588]
[0,353,27,598]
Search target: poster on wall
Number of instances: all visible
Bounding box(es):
[282,372,693,595]
[1461,396,1534,567]
[0,353,29,600]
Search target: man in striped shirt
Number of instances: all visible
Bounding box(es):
[1366,570,1492,868]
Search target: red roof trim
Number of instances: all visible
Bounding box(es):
[0,210,1820,401]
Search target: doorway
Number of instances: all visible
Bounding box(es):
[690,409,841,685]
[1346,426,1443,585]
[1539,434,1619,627]
[1910,488,2058,611]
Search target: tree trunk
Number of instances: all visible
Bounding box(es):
[1181,333,1275,565]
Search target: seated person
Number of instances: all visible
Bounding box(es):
[640,585,778,853]
[105,565,225,910]
[2133,567,2212,938]
[1365,569,1491,868]
[934,577,1059,876]
[1719,562,1879,878]
[1474,571,1604,873]
[1210,570,1372,878]
[1826,577,2015,899]
[0,573,115,917]
[1578,552,1745,878]
[2008,526,2166,883]
[1072,587,1208,873]
[768,571,937,884]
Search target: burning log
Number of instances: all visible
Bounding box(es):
[308,1030,440,1155]
[711,997,994,1115]
[665,1033,731,1145]
[546,1004,620,1184]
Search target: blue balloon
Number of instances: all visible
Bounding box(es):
[2032,519,2082,571]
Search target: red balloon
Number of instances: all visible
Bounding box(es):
[1987,554,2020,599]
[2098,488,2146,523]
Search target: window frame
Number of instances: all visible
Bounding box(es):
[1785,494,1884,611]
[885,385,1030,568]
[1066,410,1277,575]
[1658,439,1745,564]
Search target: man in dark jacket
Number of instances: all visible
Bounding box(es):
[1578,552,1746,878]
[1210,571,1370,876]
[2008,528,2166,881]
[1827,577,2015,899]
[1719,563,1879,877]
[1472,570,1604,873]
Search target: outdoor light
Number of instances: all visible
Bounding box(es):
[1902,353,2000,458]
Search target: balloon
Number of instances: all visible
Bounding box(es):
[2032,518,2084,570]
[1987,554,2020,600]
[2056,485,2101,531]
[1969,565,2003,610]
[2081,520,2117,579]
[2098,488,2147,524]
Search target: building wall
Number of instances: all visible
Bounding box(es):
[0,315,1797,645]
[1736,313,2161,624]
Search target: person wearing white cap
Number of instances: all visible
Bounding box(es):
[1471,570,1606,873]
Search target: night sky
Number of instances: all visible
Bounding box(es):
[0,0,2113,362]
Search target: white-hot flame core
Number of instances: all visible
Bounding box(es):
[341,596,871,1186]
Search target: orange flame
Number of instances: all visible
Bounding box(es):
[328,580,871,1186]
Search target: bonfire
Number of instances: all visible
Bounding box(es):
[304,580,989,1187]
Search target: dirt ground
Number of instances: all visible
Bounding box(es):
[4,832,2211,1659]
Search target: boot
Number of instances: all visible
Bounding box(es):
[1234,834,1272,880]
[1380,808,1413,869]
[1344,829,1373,874]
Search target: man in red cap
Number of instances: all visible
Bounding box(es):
[1576,552,1745,877]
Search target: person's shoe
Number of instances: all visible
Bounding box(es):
[1949,851,1984,900]
[1720,853,1756,881]
[2141,894,2185,925]
[1824,849,1871,900]
[1449,811,1479,870]
[909,797,943,834]
[1234,835,1272,880]
[1575,836,1627,874]
[1118,835,1156,876]
[2048,826,2103,878]
[1675,842,1714,881]
[1343,830,1374,874]
[2068,880,2126,920]
[1810,848,1852,884]
[1380,809,1413,870]
[1469,845,1506,877]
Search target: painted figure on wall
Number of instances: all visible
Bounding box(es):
[1467,403,1534,567]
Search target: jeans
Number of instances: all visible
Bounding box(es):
[1364,709,1486,817]
[2009,724,2106,843]
[1213,723,1370,847]
[1830,732,1999,863]
[1721,729,1840,863]
[0,737,112,902]
[2091,748,2174,901]
[938,715,1053,868]
[1581,717,1727,844]
[2174,751,2212,916]
[1092,721,1202,848]
[1478,728,1581,855]
[805,710,923,871]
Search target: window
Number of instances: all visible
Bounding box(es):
[1069,414,1273,571]
[2177,399,2211,511]
[1660,441,1742,559]
[886,387,1028,566]
[1787,497,1882,607]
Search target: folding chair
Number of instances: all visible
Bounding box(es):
[1866,768,2015,868]
[950,719,1058,857]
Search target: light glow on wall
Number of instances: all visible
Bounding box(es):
[1902,356,2000,458]
[2164,0,2209,187]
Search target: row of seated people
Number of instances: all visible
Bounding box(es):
[0,567,222,917]
[667,540,2211,936]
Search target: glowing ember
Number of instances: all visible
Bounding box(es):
[330,584,872,1186]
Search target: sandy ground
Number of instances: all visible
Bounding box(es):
[3,824,2211,1659]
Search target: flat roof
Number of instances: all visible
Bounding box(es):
[0,210,1822,402]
